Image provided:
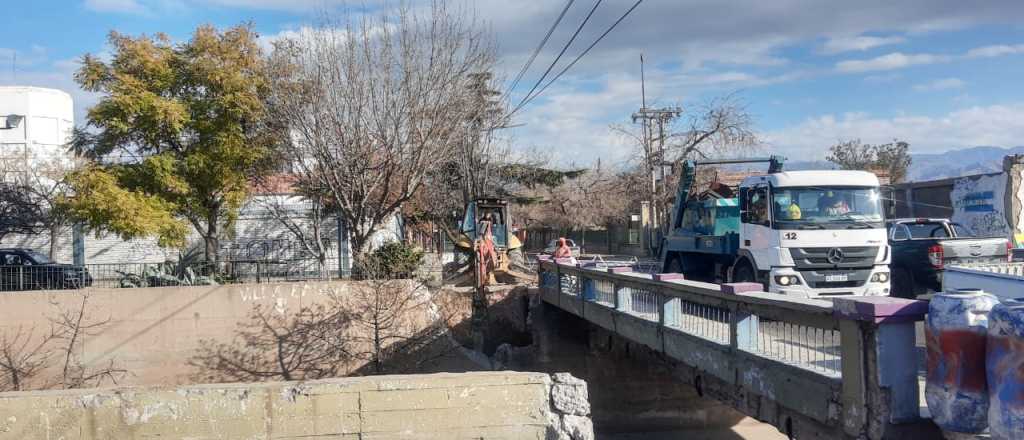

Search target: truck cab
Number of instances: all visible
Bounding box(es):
[660,158,891,299]
[738,171,891,297]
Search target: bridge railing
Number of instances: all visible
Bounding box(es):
[537,257,931,439]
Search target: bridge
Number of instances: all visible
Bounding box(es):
[535,256,940,439]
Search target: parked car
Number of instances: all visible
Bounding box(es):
[0,248,93,291]
[543,239,581,258]
[887,219,1010,298]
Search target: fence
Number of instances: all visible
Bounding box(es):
[0,258,338,291]
[537,257,932,438]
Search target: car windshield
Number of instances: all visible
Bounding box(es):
[24,250,52,264]
[772,186,884,229]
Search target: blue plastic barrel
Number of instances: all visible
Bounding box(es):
[925,288,999,435]
[987,298,1024,440]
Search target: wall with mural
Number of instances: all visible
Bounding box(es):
[950,173,1012,239]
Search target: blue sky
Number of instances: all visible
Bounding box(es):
[4,0,1024,165]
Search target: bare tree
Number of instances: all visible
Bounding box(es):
[611,94,759,233]
[267,1,497,263]
[347,259,455,374]
[0,326,52,391]
[190,270,457,381]
[46,293,128,389]
[0,149,82,258]
[0,293,126,392]
[189,303,355,383]
[0,182,45,242]
[666,94,759,162]
[250,191,333,278]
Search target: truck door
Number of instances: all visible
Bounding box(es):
[741,184,775,267]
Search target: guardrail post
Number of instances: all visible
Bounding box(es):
[609,267,631,312]
[579,264,596,301]
[832,296,929,439]
[723,283,763,350]
[654,273,684,327]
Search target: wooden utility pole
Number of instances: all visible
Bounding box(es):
[632,54,681,254]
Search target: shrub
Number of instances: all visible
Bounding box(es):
[357,241,424,279]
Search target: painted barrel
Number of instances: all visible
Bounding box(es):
[925,289,999,434]
[987,299,1024,440]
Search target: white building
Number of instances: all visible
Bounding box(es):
[0,86,74,182]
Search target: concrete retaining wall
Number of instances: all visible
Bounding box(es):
[0,371,594,439]
[0,281,435,387]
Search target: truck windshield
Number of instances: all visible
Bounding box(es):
[772,186,884,229]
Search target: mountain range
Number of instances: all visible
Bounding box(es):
[786,146,1024,182]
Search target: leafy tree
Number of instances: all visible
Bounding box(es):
[826,139,912,183]
[64,25,280,264]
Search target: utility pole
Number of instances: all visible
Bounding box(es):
[632,54,681,255]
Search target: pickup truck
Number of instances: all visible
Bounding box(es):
[0,248,93,291]
[888,218,1010,298]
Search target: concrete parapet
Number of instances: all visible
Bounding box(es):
[0,371,594,439]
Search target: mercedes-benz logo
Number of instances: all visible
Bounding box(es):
[826,247,845,264]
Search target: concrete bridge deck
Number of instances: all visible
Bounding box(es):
[536,257,942,440]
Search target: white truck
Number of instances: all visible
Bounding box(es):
[660,157,892,298]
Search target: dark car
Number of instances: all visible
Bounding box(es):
[0,248,93,291]
[888,219,1010,298]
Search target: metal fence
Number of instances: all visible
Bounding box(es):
[0,258,338,291]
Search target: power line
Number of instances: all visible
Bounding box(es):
[514,0,604,111]
[506,0,576,98]
[510,0,645,117]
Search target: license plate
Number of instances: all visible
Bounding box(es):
[825,274,849,282]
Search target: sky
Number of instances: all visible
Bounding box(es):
[3,0,1024,166]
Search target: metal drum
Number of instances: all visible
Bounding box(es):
[987,298,1024,440]
[925,288,1000,435]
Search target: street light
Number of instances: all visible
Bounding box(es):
[2,114,24,129]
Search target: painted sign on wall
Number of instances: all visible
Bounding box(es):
[951,173,1011,239]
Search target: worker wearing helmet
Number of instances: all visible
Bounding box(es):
[786,201,802,220]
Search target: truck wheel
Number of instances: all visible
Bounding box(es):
[892,268,915,299]
[731,263,765,290]
[666,257,683,274]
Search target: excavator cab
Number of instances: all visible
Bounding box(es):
[459,198,516,250]
[450,197,529,286]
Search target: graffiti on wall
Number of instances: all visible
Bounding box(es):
[950,173,1011,239]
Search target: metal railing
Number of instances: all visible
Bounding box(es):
[950,261,1024,276]
[539,259,842,375]
[536,257,933,437]
[0,258,338,291]
[0,265,92,292]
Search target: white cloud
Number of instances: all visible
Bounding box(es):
[765,104,1024,159]
[966,44,1024,58]
[821,35,905,54]
[837,42,1024,74]
[84,0,149,14]
[836,52,951,72]
[913,77,964,91]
